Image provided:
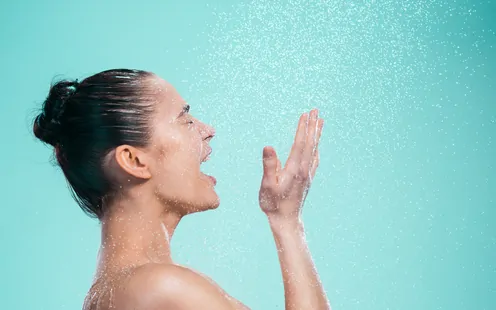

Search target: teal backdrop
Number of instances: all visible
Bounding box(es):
[1,0,495,309]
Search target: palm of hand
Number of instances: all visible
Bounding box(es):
[259,109,324,218]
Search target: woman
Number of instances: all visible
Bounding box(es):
[33,69,330,309]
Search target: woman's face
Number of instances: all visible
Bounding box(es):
[146,77,218,214]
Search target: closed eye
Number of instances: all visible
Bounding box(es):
[177,104,191,119]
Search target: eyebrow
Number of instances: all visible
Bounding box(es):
[177,104,190,118]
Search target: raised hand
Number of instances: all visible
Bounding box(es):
[259,109,324,220]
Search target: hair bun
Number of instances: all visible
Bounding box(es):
[33,80,79,147]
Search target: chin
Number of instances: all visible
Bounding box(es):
[200,174,220,209]
[180,172,220,214]
[185,190,220,214]
[202,192,221,211]
[210,195,221,210]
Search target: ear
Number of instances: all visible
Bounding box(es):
[114,145,152,180]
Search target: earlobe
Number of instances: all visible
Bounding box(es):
[115,145,152,180]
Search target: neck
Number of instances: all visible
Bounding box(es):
[96,192,182,274]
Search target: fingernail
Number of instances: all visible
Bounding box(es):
[263,146,274,156]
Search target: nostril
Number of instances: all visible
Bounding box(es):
[204,134,214,141]
[207,126,216,137]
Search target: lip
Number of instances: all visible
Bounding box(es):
[200,172,217,186]
[202,148,212,163]
[200,147,215,186]
[207,175,217,186]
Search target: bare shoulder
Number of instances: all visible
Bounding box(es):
[113,263,247,310]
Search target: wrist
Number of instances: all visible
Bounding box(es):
[267,214,305,235]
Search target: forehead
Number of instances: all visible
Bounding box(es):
[149,76,186,117]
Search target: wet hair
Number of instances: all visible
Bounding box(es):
[33,69,155,219]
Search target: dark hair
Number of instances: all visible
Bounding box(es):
[33,69,155,218]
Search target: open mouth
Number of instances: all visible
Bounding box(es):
[200,148,216,186]
[201,148,212,164]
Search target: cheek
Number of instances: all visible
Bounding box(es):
[178,129,202,161]
[153,127,191,158]
[149,125,202,177]
[154,140,200,176]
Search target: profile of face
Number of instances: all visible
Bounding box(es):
[140,78,219,214]
[33,69,219,218]
[105,77,219,215]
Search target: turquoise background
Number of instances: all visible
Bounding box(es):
[1,0,495,309]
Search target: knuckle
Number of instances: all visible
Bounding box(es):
[288,164,299,176]
[299,166,309,179]
[261,178,273,189]
[301,172,309,181]
[300,162,309,171]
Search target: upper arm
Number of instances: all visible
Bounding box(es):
[118,264,236,310]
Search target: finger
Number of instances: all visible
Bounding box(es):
[302,109,319,171]
[262,146,278,185]
[285,113,309,172]
[313,118,324,157]
[310,149,320,180]
[310,119,323,179]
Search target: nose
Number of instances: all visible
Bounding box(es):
[201,123,215,141]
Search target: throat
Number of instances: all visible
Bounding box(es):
[97,203,182,271]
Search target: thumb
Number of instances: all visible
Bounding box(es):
[262,146,278,182]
